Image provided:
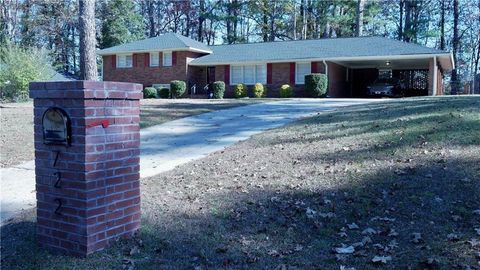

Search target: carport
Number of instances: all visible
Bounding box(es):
[332,54,454,98]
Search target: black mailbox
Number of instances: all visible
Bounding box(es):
[42,107,71,146]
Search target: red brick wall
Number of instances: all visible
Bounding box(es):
[102,51,206,88]
[327,61,349,97]
[191,61,349,98]
[29,81,142,256]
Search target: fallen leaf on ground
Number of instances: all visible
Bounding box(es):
[362,236,373,245]
[473,209,480,215]
[362,228,378,235]
[371,216,396,222]
[467,238,480,248]
[388,228,399,237]
[475,228,480,236]
[335,245,355,254]
[340,266,356,270]
[305,207,316,219]
[447,233,460,241]
[347,223,359,230]
[268,249,279,256]
[372,255,392,264]
[411,233,423,244]
[388,240,399,249]
[319,212,336,218]
[294,244,303,251]
[451,215,462,221]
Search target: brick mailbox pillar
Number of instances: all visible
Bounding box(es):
[29,81,143,256]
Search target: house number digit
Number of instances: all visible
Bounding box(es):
[53,172,61,188]
[54,198,62,215]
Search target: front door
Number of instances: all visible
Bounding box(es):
[206,67,215,95]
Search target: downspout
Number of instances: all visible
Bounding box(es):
[433,56,438,96]
[323,60,329,96]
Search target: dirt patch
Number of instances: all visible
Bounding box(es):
[0,102,34,168]
[1,96,479,269]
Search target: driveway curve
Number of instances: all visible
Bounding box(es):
[140,98,377,177]
[1,98,379,223]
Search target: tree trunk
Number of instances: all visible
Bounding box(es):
[398,0,404,40]
[147,0,155,37]
[292,1,296,40]
[450,0,459,94]
[79,0,98,81]
[403,0,412,42]
[197,0,205,41]
[439,0,445,50]
[262,1,268,42]
[355,0,364,37]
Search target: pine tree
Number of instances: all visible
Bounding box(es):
[99,0,145,49]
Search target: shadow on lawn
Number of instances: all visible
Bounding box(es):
[2,97,479,269]
[1,157,479,270]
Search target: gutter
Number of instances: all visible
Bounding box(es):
[189,53,454,68]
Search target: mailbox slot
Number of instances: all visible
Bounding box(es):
[42,107,71,146]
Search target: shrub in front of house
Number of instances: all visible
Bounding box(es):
[212,81,225,99]
[234,83,247,98]
[170,80,186,98]
[253,83,265,98]
[157,87,170,99]
[279,84,293,98]
[305,73,328,97]
[143,87,157,98]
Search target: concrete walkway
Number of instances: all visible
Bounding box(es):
[0,98,378,223]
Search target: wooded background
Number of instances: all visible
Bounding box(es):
[1,0,479,93]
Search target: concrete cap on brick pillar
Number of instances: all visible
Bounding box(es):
[30,80,142,256]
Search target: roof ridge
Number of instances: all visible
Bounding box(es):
[207,36,385,47]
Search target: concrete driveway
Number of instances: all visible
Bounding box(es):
[0,98,379,223]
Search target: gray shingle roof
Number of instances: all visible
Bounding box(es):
[97,33,212,55]
[190,36,449,65]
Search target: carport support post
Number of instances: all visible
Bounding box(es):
[429,56,439,96]
[29,81,142,256]
[433,56,438,96]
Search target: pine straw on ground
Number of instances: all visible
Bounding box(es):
[1,96,479,270]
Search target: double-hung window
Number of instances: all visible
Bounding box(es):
[117,54,133,68]
[163,51,172,66]
[296,62,311,84]
[230,64,267,85]
[150,52,159,67]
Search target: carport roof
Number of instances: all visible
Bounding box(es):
[189,36,453,69]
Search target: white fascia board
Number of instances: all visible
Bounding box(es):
[189,53,454,67]
[97,47,212,56]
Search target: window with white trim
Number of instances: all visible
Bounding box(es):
[230,64,266,85]
[117,54,133,68]
[163,51,172,66]
[296,62,311,84]
[150,52,159,67]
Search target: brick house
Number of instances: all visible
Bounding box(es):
[98,33,454,98]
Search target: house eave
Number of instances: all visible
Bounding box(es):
[97,47,212,56]
[189,53,454,70]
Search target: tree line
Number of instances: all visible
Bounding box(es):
[1,0,479,93]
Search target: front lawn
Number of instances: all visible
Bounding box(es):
[1,96,479,269]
